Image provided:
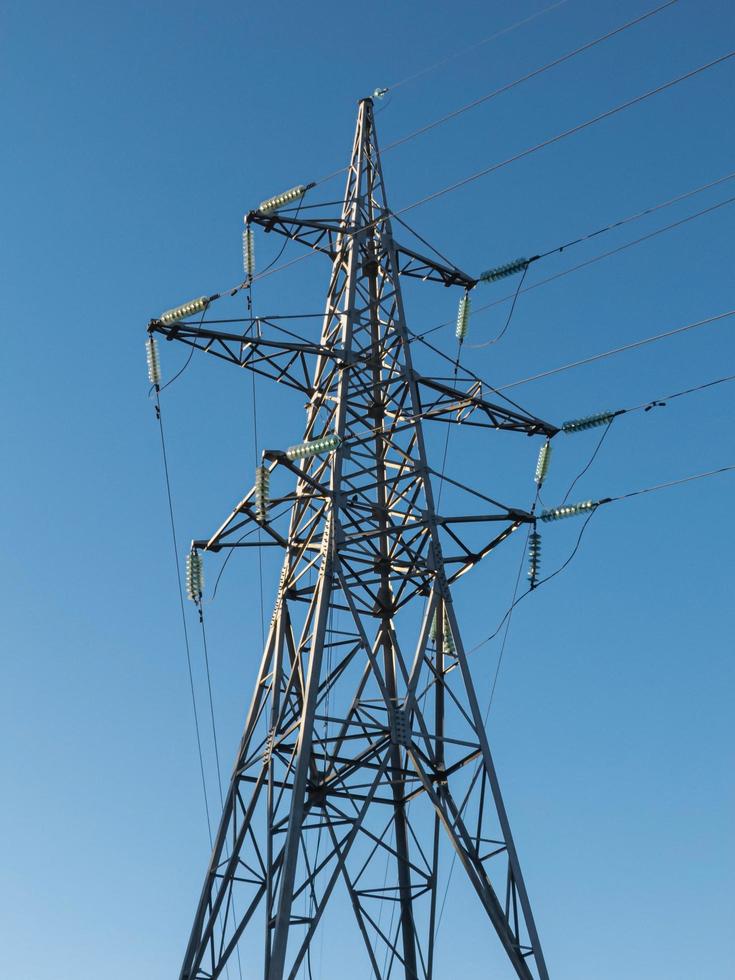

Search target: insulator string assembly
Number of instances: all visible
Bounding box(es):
[479,257,535,283]
[534,441,552,486]
[286,434,342,460]
[255,465,269,522]
[257,183,315,215]
[186,550,204,604]
[540,500,601,522]
[456,293,471,342]
[430,610,455,653]
[146,336,161,388]
[562,410,620,432]
[243,225,255,281]
[527,531,542,589]
[160,297,210,325]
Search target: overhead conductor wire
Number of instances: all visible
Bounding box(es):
[155,402,243,979]
[425,192,735,341]
[497,309,735,391]
[468,465,735,656]
[201,37,733,303]
[394,50,735,218]
[153,390,214,841]
[381,0,680,160]
[317,0,678,186]
[385,0,572,93]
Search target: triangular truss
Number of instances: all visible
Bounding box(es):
[151,98,557,980]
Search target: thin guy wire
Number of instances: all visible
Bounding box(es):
[199,615,226,807]
[249,161,732,306]
[199,611,245,980]
[317,0,672,187]
[496,309,735,391]
[315,1,572,186]
[609,465,735,501]
[380,1,679,161]
[468,464,735,653]
[210,55,734,302]
[467,509,599,655]
[385,0,572,93]
[625,372,735,413]
[467,265,529,348]
[412,177,735,340]
[156,306,208,393]
[209,503,292,601]
[561,420,615,504]
[154,391,214,844]
[393,51,735,218]
[434,521,530,940]
[155,392,239,980]
[476,196,735,328]
[537,168,735,259]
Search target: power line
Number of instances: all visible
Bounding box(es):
[316,1,575,187]
[250,126,734,301]
[466,265,529,348]
[453,194,735,336]
[467,461,735,655]
[537,169,735,260]
[211,52,734,301]
[316,1,677,189]
[380,1,679,162]
[627,373,735,412]
[609,464,735,502]
[561,421,615,504]
[385,0,572,93]
[496,309,735,391]
[154,393,214,844]
[417,189,735,341]
[206,58,734,307]
[394,50,735,218]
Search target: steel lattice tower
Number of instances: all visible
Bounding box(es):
[151,97,559,980]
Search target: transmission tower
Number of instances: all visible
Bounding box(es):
[150,97,559,980]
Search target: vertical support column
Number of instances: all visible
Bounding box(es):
[266,98,369,980]
[366,196,419,976]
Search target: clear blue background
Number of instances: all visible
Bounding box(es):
[1,1,733,977]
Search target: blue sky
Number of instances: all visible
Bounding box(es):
[1,1,733,978]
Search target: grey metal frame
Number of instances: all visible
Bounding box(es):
[152,98,555,980]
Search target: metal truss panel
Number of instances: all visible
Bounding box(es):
[171,98,552,980]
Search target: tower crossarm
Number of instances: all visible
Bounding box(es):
[148,318,344,395]
[248,209,476,289]
[246,209,345,259]
[392,242,477,289]
[413,375,558,436]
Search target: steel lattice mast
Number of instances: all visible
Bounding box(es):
[151,97,559,980]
